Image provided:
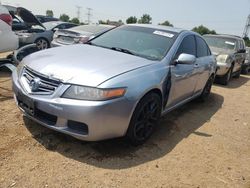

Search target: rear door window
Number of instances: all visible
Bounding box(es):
[196,36,210,57]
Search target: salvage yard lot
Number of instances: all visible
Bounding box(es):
[0,70,250,188]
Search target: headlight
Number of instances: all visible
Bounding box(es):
[216,54,229,63]
[62,86,126,101]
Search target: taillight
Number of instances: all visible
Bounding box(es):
[0,14,13,26]
[74,37,90,44]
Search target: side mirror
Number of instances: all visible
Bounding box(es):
[174,53,196,65]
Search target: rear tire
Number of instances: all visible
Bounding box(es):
[126,93,162,146]
[35,38,50,50]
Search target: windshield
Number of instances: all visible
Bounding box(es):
[71,25,114,34]
[204,36,236,50]
[90,25,177,60]
[43,22,61,30]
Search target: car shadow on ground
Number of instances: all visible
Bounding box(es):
[214,75,250,89]
[23,92,224,169]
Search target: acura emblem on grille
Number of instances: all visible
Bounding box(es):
[29,77,41,92]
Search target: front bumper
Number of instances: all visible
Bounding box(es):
[12,70,135,141]
[216,62,231,76]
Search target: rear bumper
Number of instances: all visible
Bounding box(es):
[51,40,65,47]
[51,40,74,47]
[12,70,135,141]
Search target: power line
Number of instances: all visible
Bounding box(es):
[76,5,82,21]
[86,7,92,24]
[243,15,250,38]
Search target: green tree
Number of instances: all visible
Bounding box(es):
[98,20,108,24]
[70,17,80,24]
[159,20,173,27]
[126,16,137,24]
[192,25,216,35]
[46,10,54,17]
[59,14,70,22]
[138,14,152,24]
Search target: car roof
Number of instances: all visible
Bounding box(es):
[204,34,243,40]
[127,24,185,33]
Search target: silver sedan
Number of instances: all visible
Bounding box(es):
[12,24,217,145]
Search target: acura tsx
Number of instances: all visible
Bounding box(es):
[12,24,217,145]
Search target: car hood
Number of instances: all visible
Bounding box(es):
[210,46,234,56]
[22,44,155,86]
[16,7,45,29]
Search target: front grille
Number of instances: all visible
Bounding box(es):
[22,67,61,94]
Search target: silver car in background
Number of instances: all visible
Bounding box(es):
[51,24,115,47]
[12,24,216,145]
[204,34,246,85]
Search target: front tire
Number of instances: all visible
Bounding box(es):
[219,65,233,85]
[126,93,162,146]
[198,75,214,102]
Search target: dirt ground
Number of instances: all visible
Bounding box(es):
[0,69,250,188]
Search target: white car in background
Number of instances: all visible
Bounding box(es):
[0,4,18,53]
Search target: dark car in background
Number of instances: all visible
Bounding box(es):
[204,34,246,85]
[43,21,78,33]
[51,24,115,47]
[36,15,60,23]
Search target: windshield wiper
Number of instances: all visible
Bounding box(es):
[86,43,159,61]
[111,47,136,55]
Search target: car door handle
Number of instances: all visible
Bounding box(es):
[194,63,199,68]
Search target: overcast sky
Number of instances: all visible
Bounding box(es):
[1,0,250,36]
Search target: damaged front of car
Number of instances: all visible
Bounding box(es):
[12,43,159,141]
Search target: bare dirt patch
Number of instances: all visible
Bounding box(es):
[0,70,250,187]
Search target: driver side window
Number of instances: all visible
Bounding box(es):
[175,35,196,59]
